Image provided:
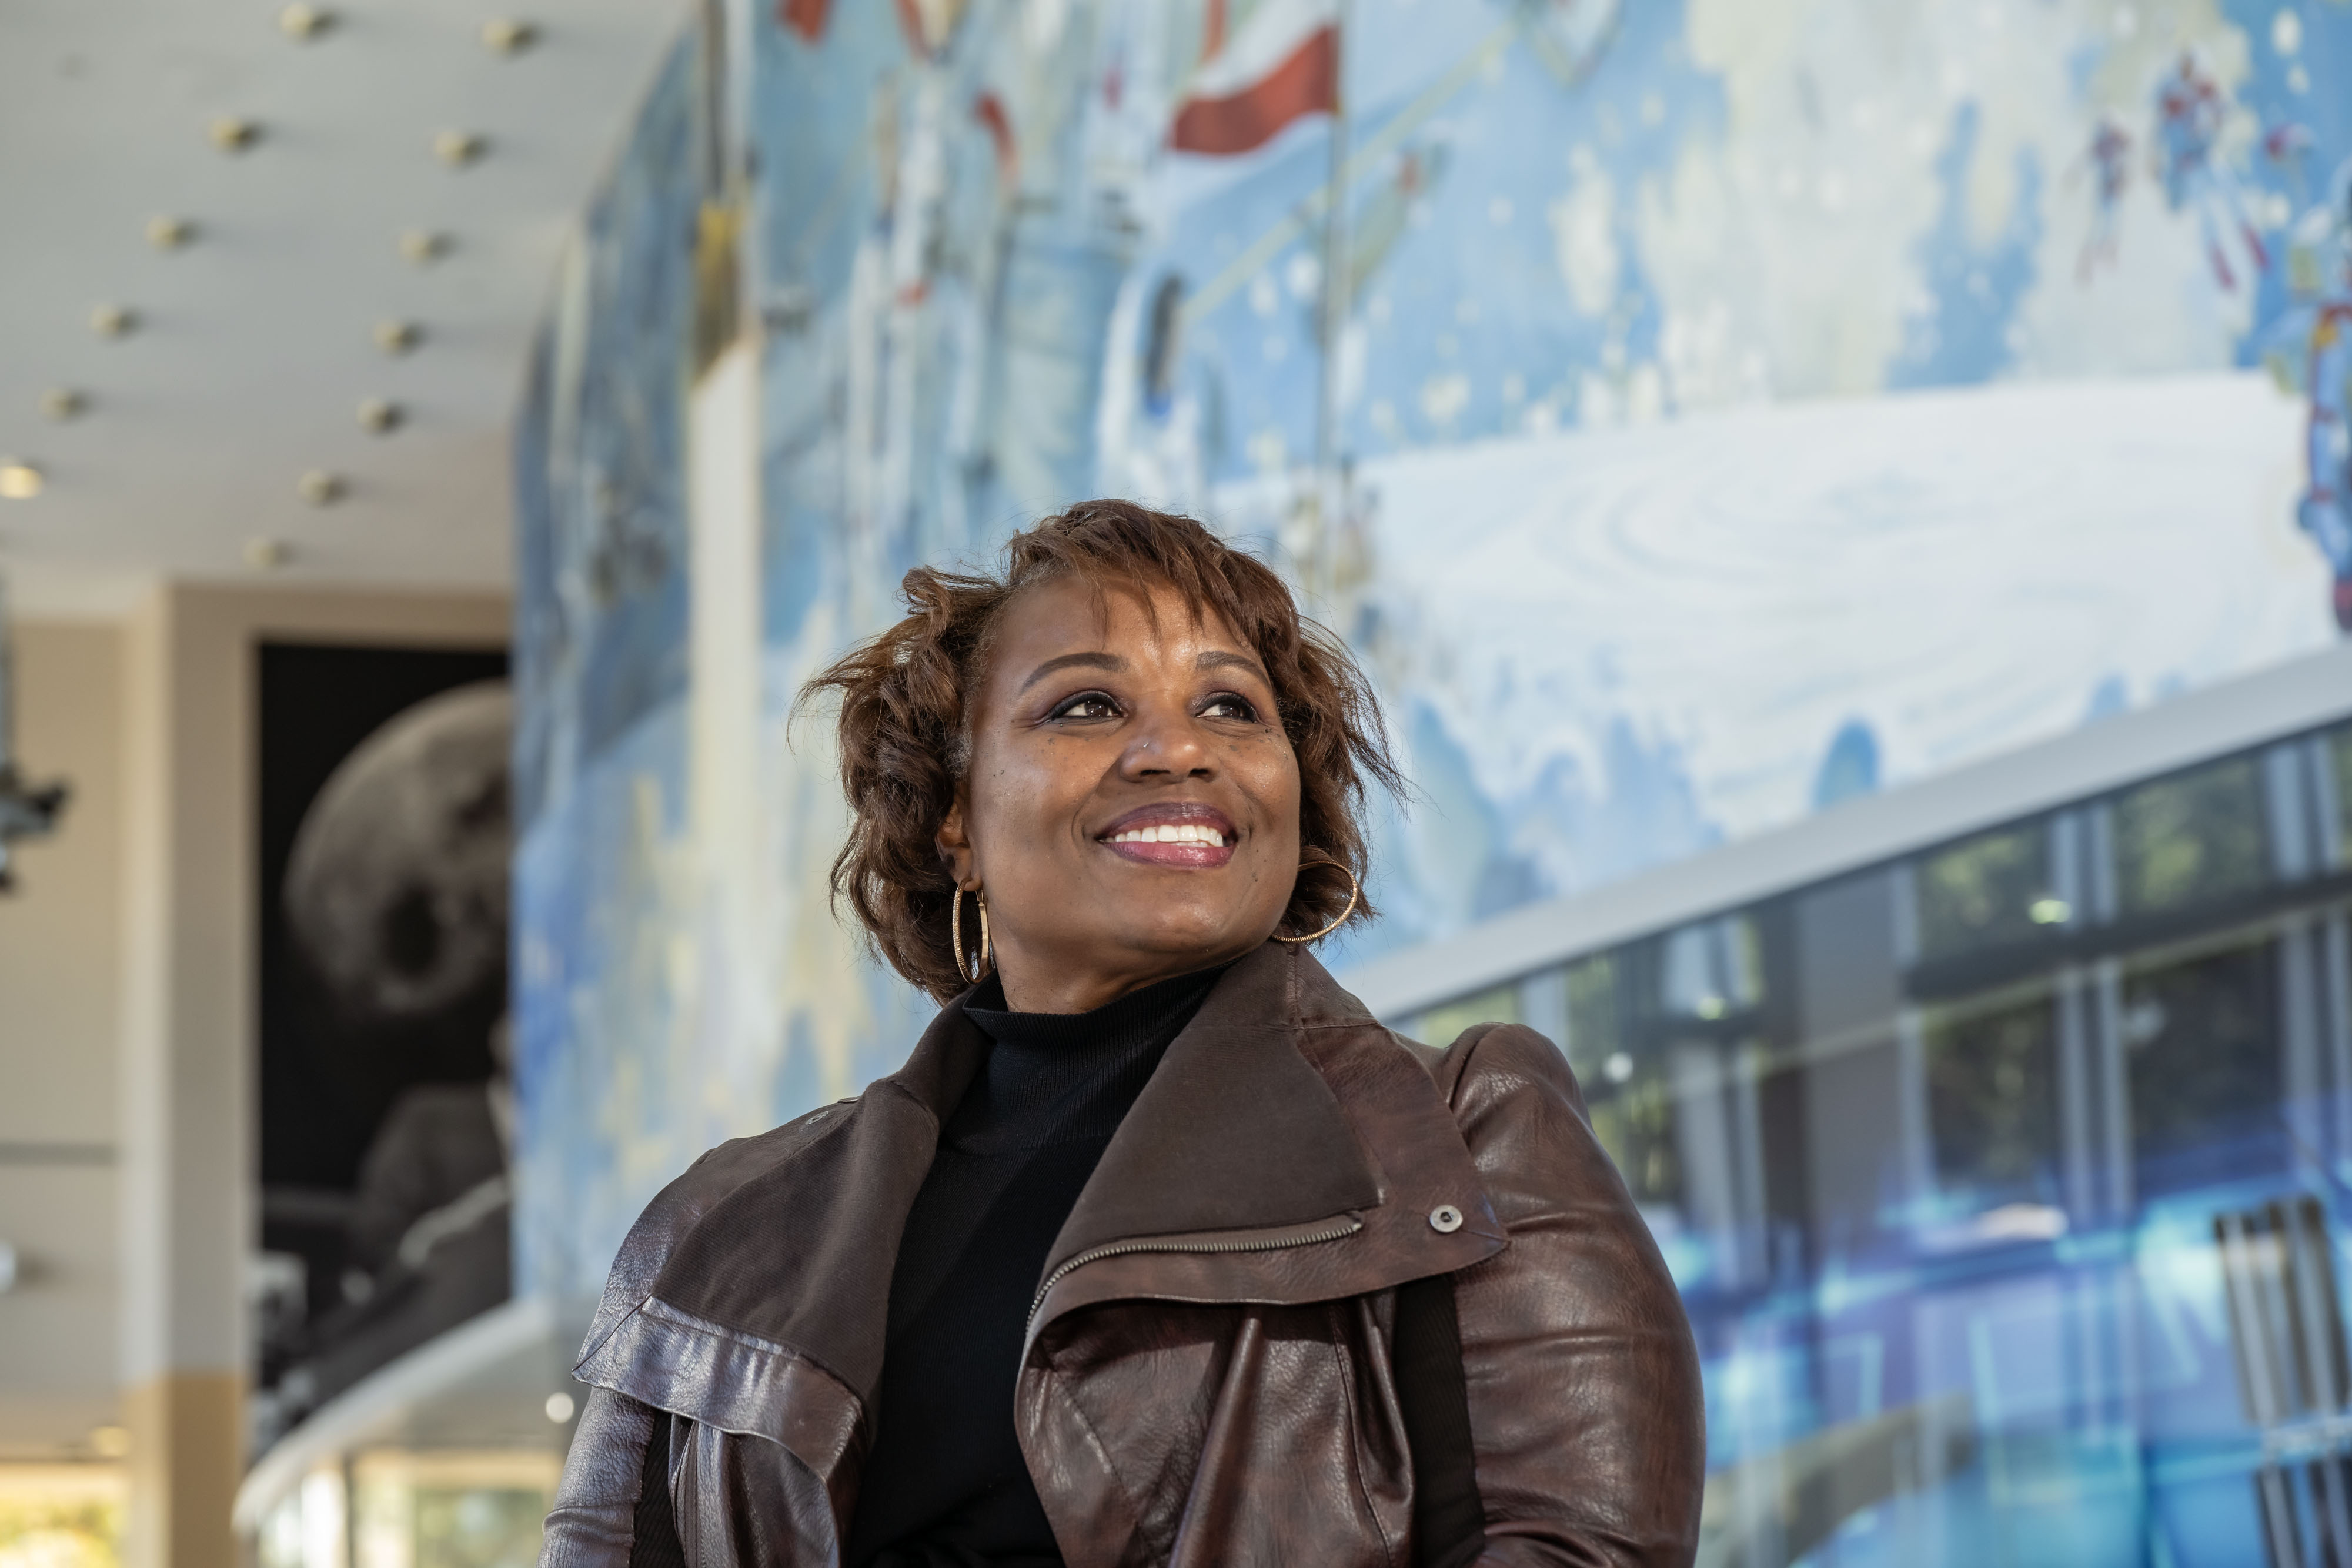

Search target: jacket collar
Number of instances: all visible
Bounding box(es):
[623,941,1499,1403]
[1043,940,1385,1263]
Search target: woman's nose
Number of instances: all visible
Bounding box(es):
[1119,703,1216,779]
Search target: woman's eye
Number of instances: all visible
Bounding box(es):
[1201,694,1259,722]
[1051,692,1121,720]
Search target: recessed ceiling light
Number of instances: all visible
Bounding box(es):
[480,18,537,54]
[89,305,136,339]
[0,463,45,501]
[245,537,293,569]
[398,229,451,265]
[296,472,343,506]
[373,320,423,355]
[39,389,85,422]
[432,131,486,167]
[278,4,333,39]
[146,215,196,251]
[358,397,403,433]
[209,116,262,153]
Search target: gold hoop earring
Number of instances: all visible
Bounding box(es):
[951,885,993,983]
[1273,859,1361,945]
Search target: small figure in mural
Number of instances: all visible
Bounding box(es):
[2151,49,2268,293]
[2265,118,2318,203]
[2287,162,2352,630]
[2076,113,2133,282]
[1518,0,1622,88]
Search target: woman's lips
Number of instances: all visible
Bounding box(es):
[1097,811,1236,869]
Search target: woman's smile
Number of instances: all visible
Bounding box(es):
[1095,803,1237,868]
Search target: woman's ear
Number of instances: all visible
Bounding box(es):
[936,797,975,888]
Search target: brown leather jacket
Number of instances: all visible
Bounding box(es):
[541,942,1704,1567]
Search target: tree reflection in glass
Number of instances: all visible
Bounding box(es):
[2126,940,2280,1191]
[2114,758,2267,918]
[1916,823,2053,960]
[1924,990,2060,1209]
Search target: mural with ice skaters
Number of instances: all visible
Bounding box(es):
[514,0,2352,1300]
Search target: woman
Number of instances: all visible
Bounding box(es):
[542,502,1705,1568]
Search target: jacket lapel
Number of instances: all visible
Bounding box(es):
[576,998,987,1516]
[1028,942,1506,1346]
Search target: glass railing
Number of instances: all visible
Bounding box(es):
[1405,717,2352,1564]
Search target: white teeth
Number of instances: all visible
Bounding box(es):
[1108,823,1227,847]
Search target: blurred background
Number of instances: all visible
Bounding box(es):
[5,1,2352,1566]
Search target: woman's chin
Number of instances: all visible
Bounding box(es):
[1105,910,1274,967]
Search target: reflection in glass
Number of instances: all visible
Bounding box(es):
[1658,915,1762,1019]
[1917,823,2054,958]
[1412,983,1518,1049]
[1923,991,2060,1209]
[1562,954,1619,1082]
[1588,1064,1682,1208]
[2126,940,2281,1190]
[2114,758,2268,917]
[2332,726,2352,868]
[1392,726,2352,1561]
[261,1452,559,1568]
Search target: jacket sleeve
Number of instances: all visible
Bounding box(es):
[1441,1022,1706,1567]
[541,1386,688,1568]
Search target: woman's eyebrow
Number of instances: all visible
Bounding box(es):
[1018,651,1125,693]
[1197,650,1268,680]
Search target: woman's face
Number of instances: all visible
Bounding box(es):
[938,574,1302,1014]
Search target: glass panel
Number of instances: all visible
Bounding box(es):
[1587,1064,1682,1208]
[2126,939,2282,1192]
[1915,823,2056,958]
[412,1487,549,1568]
[2113,758,2268,918]
[1562,953,1619,1082]
[351,1452,557,1568]
[1413,983,1518,1047]
[1923,991,2060,1211]
[1439,853,2326,1562]
[2331,725,2352,868]
[1658,915,1763,1019]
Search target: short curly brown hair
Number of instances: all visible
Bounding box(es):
[800,499,1403,1002]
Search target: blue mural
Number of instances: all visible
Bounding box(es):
[515,2,2352,1556]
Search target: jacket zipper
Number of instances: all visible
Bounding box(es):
[1026,1213,1365,1333]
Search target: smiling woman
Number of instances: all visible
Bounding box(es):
[540,502,1706,1568]
[806,501,1392,1009]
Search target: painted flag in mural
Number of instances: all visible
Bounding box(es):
[1170,0,1338,156]
[779,0,827,43]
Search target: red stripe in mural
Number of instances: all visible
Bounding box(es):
[974,92,1016,189]
[1169,26,1337,156]
[779,0,828,42]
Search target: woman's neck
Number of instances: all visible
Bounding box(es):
[991,947,1248,1013]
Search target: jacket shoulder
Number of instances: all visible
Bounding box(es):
[1427,1020,1588,1119]
[575,1099,854,1368]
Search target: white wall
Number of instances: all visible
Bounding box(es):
[0,620,125,1456]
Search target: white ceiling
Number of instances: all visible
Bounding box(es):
[0,0,687,614]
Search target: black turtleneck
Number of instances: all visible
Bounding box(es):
[844,964,1228,1568]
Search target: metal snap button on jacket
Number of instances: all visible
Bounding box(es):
[1429,1203,1464,1233]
